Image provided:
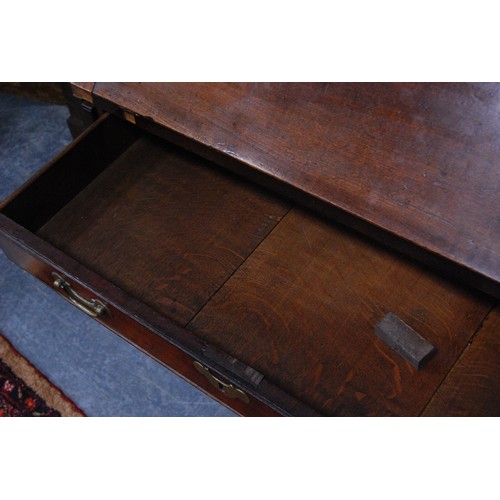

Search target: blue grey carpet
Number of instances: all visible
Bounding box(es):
[0,93,235,416]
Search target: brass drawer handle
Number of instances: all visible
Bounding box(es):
[52,272,109,318]
[193,361,250,404]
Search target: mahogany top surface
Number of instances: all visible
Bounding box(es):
[75,82,500,294]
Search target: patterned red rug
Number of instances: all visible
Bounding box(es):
[0,333,84,417]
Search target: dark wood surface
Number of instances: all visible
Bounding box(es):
[2,86,497,416]
[423,304,500,416]
[78,82,500,298]
[0,216,317,416]
[189,207,493,416]
[1,113,318,416]
[38,134,291,325]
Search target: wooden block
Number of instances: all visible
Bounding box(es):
[201,345,264,386]
[71,82,94,103]
[122,110,137,124]
[375,313,436,369]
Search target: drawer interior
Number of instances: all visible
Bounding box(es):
[1,114,494,415]
[36,132,290,325]
[189,208,493,415]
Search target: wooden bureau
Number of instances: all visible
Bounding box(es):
[1,83,498,416]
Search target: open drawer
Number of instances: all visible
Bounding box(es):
[0,113,494,416]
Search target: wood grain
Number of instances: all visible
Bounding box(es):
[86,82,500,298]
[423,305,500,416]
[4,84,497,416]
[1,216,320,416]
[38,134,290,325]
[189,207,492,416]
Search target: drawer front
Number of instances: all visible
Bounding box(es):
[0,113,318,417]
[0,229,284,417]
